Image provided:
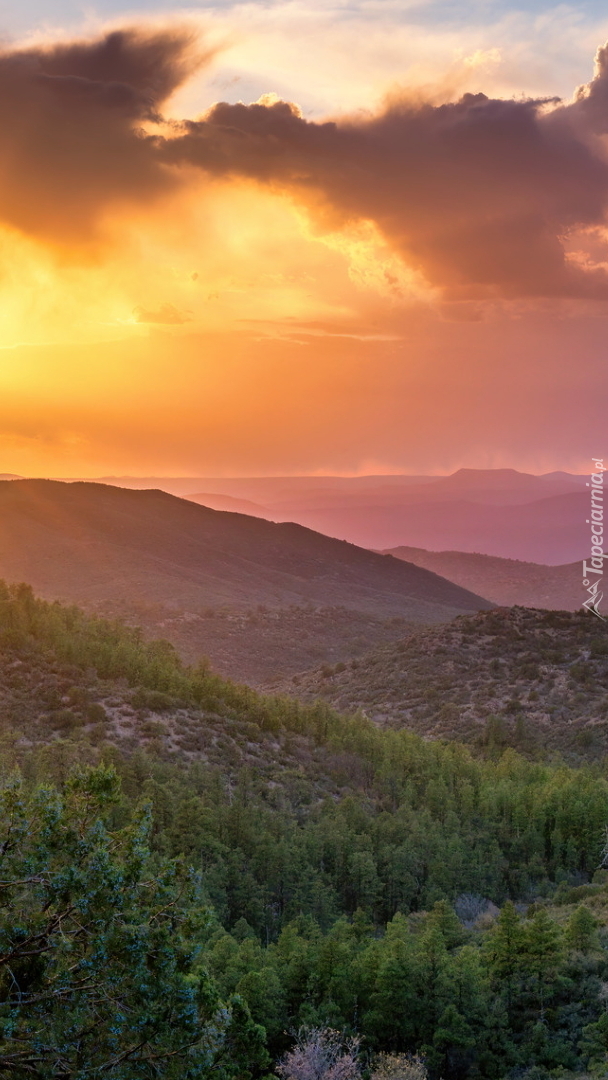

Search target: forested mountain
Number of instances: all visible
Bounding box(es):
[2,582,608,1077]
[274,607,608,763]
[0,479,491,682]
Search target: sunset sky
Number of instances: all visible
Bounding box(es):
[0,0,607,476]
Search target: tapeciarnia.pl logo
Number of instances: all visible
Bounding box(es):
[582,458,605,620]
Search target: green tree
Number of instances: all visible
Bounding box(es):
[580,1011,608,1075]
[485,901,525,1016]
[236,967,286,1043]
[423,901,465,949]
[565,904,599,952]
[520,908,564,1017]
[0,766,266,1079]
[431,1004,475,1080]
[364,930,418,1048]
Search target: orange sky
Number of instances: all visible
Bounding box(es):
[0,22,606,476]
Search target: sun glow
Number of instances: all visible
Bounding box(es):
[0,177,400,356]
[0,15,603,478]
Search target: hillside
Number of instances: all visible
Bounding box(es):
[3,583,608,1078]
[116,602,417,685]
[0,479,491,681]
[385,547,581,610]
[274,607,608,761]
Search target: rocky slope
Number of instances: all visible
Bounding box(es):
[273,608,608,761]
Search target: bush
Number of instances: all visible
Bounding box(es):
[371,1054,427,1080]
[85,702,108,724]
[131,688,180,713]
[48,708,84,733]
[277,1029,361,1080]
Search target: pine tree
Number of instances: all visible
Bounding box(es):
[580,1010,608,1075]
[566,904,599,952]
[520,908,564,1018]
[432,1004,475,1080]
[0,766,267,1080]
[484,900,524,1014]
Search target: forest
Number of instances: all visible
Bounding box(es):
[1,582,608,1078]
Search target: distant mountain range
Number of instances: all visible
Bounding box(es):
[35,467,587,563]
[385,547,582,611]
[0,479,491,681]
[271,490,587,563]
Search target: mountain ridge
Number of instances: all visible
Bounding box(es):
[6,469,589,562]
[384,546,582,610]
[0,479,492,681]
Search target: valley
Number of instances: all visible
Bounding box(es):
[1,579,608,1079]
[0,476,604,1080]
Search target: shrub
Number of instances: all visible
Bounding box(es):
[48,708,84,733]
[131,688,180,713]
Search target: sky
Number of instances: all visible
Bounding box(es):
[0,0,607,476]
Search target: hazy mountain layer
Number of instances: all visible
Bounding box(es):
[60,468,588,562]
[279,492,587,562]
[385,547,582,610]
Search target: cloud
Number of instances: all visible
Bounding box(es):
[3,25,608,298]
[0,27,205,243]
[163,75,608,299]
[133,302,192,324]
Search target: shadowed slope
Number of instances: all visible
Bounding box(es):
[0,479,490,614]
[0,480,493,679]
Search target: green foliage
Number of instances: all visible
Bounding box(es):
[580,1010,608,1074]
[0,766,267,1080]
[2,583,608,1077]
[200,895,608,1079]
[566,904,599,951]
[3,581,608,933]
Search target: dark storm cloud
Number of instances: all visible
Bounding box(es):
[164,85,608,298]
[3,25,608,298]
[0,28,202,241]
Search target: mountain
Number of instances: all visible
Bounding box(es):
[3,585,608,1078]
[384,547,582,610]
[187,492,271,517]
[386,467,585,502]
[57,468,588,562]
[274,607,608,762]
[80,467,586,511]
[79,473,434,497]
[267,491,588,561]
[0,479,491,681]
